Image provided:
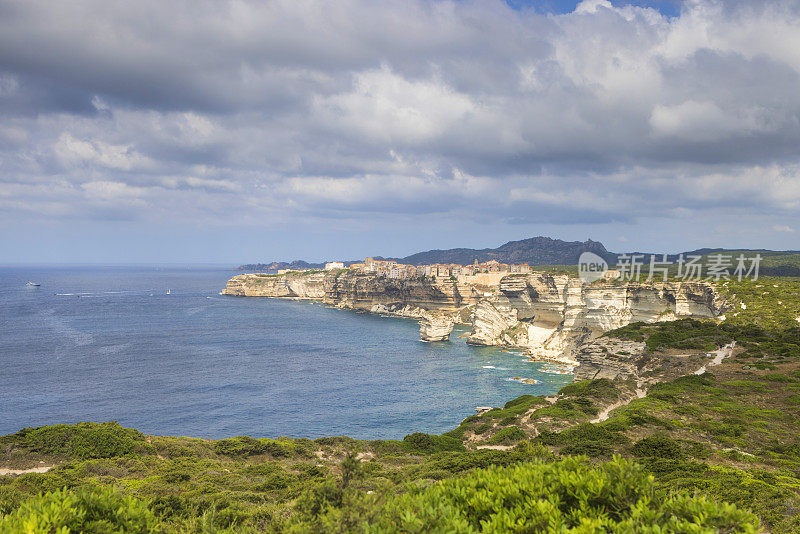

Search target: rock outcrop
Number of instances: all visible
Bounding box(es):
[572,338,647,381]
[224,270,485,314]
[322,271,483,313]
[419,313,455,342]
[572,335,715,386]
[466,274,726,363]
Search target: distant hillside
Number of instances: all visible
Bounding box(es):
[237,238,800,274]
[383,237,616,266]
[761,254,800,277]
[669,250,800,277]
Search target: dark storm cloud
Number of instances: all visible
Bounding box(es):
[0,0,799,232]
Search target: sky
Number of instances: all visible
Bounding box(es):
[1,0,799,264]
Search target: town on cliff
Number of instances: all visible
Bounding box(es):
[294,257,536,283]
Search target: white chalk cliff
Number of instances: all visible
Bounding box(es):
[223,271,726,361]
[465,273,725,363]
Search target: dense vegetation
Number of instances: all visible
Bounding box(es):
[606,317,799,358]
[0,435,759,532]
[719,277,800,331]
[5,362,797,532]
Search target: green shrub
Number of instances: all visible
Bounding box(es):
[162,468,191,483]
[0,486,162,533]
[694,418,747,438]
[673,405,702,417]
[262,439,295,458]
[558,378,620,401]
[11,422,149,459]
[538,423,627,447]
[213,435,266,457]
[212,436,297,458]
[503,394,537,409]
[487,426,526,445]
[257,473,293,491]
[560,441,614,457]
[763,373,796,383]
[631,434,686,459]
[313,436,359,448]
[785,395,800,406]
[535,397,597,420]
[401,433,464,454]
[472,422,492,435]
[365,456,758,532]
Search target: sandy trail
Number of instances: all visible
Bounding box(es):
[0,465,54,476]
[591,387,647,424]
[695,342,735,375]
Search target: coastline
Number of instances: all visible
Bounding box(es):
[222,269,727,365]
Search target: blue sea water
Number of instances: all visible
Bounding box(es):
[0,266,572,440]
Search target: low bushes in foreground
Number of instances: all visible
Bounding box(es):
[300,455,758,533]
[1,455,759,532]
[0,486,163,533]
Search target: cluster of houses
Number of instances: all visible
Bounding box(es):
[322,257,533,280]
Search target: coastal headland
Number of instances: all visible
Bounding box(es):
[222,259,726,366]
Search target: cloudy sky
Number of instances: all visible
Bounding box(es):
[1,0,799,263]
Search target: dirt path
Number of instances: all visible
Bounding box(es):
[695,342,735,375]
[591,387,647,424]
[0,465,54,476]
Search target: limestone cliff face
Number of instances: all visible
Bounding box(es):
[223,271,481,316]
[321,271,482,314]
[223,271,726,364]
[223,272,327,298]
[466,273,726,363]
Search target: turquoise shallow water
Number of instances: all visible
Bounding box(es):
[0,266,572,439]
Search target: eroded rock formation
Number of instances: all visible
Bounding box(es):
[466,274,725,363]
[322,271,483,313]
[572,338,647,381]
[419,313,455,342]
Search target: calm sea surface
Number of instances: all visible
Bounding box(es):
[0,266,572,439]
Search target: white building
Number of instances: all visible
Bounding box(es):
[324,261,345,270]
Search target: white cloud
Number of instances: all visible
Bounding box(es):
[315,66,476,145]
[0,0,798,247]
[183,177,241,192]
[81,181,149,200]
[54,133,152,171]
[649,100,764,141]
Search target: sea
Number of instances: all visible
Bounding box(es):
[0,266,573,440]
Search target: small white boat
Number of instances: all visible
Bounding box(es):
[26,281,40,287]
[166,289,171,295]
